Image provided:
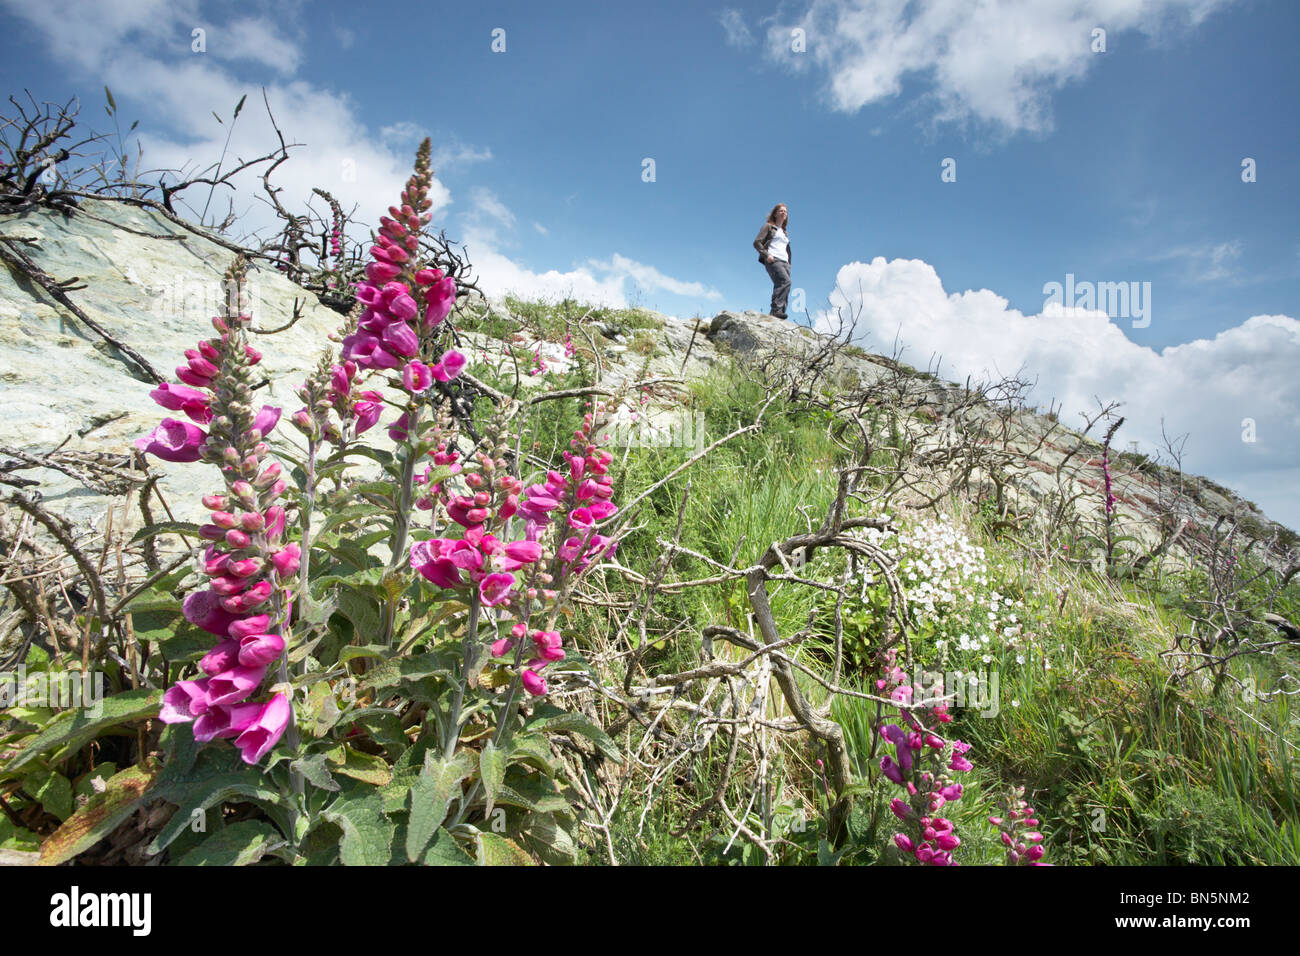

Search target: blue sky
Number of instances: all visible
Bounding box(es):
[2,0,1298,526]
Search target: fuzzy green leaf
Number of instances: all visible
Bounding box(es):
[7,689,161,773]
[509,735,555,774]
[38,763,157,866]
[147,751,287,857]
[25,770,73,821]
[318,504,387,537]
[479,741,506,818]
[322,785,393,866]
[290,753,340,793]
[328,745,393,786]
[405,751,474,863]
[530,711,623,762]
[422,827,473,866]
[476,831,534,866]
[176,820,280,866]
[358,651,452,693]
[522,814,578,866]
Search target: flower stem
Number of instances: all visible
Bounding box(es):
[384,398,423,648]
[389,413,421,566]
[297,435,319,607]
[442,592,481,761]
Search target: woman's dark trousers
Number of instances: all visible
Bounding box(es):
[765,260,791,319]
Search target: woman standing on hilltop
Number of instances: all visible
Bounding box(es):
[754,203,791,320]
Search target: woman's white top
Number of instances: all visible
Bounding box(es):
[767,226,789,263]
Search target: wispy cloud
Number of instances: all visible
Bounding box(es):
[218,16,303,74]
[462,187,517,246]
[459,194,717,309]
[587,254,723,300]
[765,0,1235,135]
[431,138,494,173]
[718,8,755,47]
[379,121,426,149]
[1149,239,1244,282]
[381,126,493,173]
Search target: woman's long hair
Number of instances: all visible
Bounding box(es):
[766,203,788,229]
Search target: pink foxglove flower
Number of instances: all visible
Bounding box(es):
[521,669,547,696]
[430,349,467,382]
[183,589,240,637]
[411,540,464,589]
[270,543,301,577]
[199,638,242,677]
[234,693,293,764]
[135,418,205,462]
[229,614,271,640]
[160,679,211,722]
[403,360,434,393]
[237,633,286,667]
[532,630,565,662]
[207,664,269,707]
[875,648,980,866]
[149,382,212,423]
[995,787,1051,866]
[406,399,623,706]
[498,539,543,571]
[193,703,256,742]
[250,405,282,438]
[880,755,905,785]
[479,572,515,607]
[414,267,457,327]
[353,392,385,434]
[149,258,296,766]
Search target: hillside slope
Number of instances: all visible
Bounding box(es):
[1,197,1293,568]
[2,194,1299,869]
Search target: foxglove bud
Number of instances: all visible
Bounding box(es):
[253,462,282,489]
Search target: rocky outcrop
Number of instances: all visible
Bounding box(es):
[1,198,348,525]
[708,309,819,354]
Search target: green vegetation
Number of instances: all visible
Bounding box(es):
[557,350,1300,866]
[4,288,1297,867]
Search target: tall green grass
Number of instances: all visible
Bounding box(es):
[528,324,1300,866]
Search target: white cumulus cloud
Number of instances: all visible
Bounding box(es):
[1,0,452,246]
[817,256,1300,528]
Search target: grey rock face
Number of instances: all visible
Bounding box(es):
[0,198,349,527]
[708,309,817,354]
